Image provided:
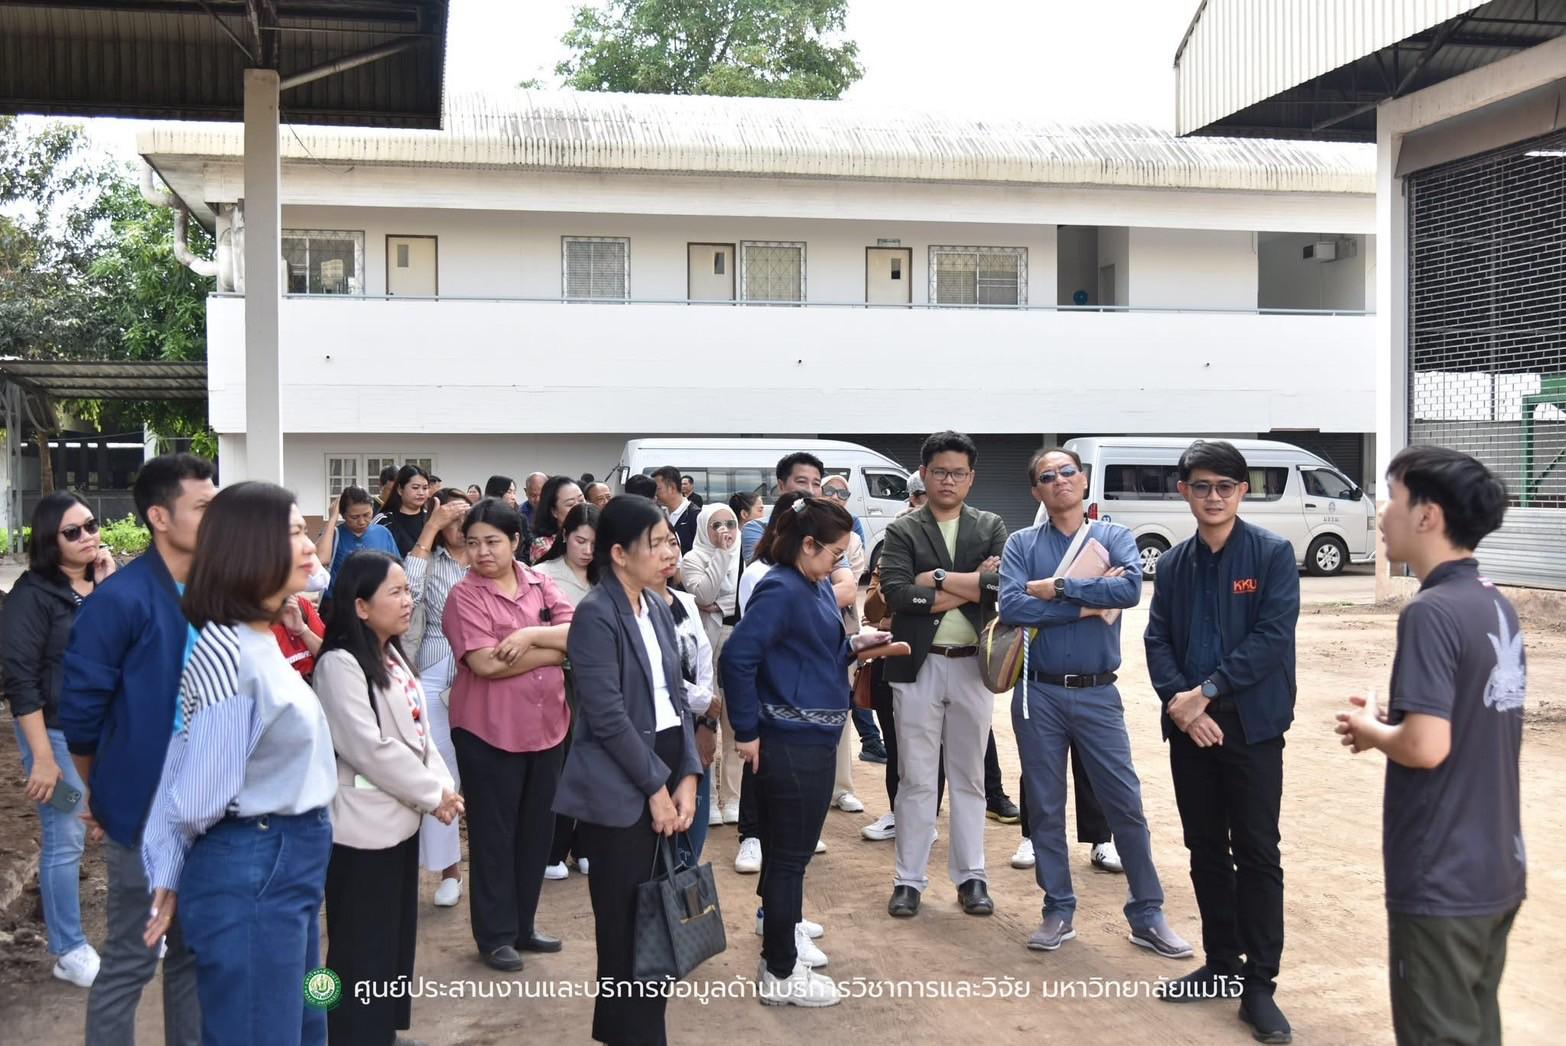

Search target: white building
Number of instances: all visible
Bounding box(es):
[141,89,1377,529]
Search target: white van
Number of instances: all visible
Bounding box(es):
[1034,437,1376,577]
[615,438,914,560]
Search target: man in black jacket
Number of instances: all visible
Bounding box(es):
[878,431,1007,918]
[1145,440,1299,1044]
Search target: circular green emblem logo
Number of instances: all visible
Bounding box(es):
[303,967,342,1011]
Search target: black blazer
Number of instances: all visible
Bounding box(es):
[553,573,702,829]
[878,503,1008,683]
[1,570,82,726]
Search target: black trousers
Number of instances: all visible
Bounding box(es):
[325,833,419,1046]
[575,727,685,1046]
[452,728,564,954]
[1389,905,1518,1046]
[1018,744,1111,844]
[1168,709,1285,990]
[549,727,580,866]
[755,738,836,978]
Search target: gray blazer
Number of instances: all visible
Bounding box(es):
[552,574,702,829]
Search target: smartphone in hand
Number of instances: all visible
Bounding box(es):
[48,784,82,814]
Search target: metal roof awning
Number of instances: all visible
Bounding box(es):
[0,0,450,128]
[1174,0,1566,140]
[0,360,209,401]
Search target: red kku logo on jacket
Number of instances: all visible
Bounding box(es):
[1232,578,1258,594]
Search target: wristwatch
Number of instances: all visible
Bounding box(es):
[1200,679,1220,700]
[1053,577,1068,598]
[695,716,719,733]
[932,568,947,590]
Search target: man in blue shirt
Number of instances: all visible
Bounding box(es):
[58,453,214,1046]
[1000,447,1191,960]
[1145,440,1299,1044]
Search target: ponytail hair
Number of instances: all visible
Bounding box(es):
[766,495,853,569]
[751,490,804,566]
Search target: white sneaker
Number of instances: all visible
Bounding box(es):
[1011,838,1036,869]
[721,803,740,825]
[708,804,723,827]
[52,943,99,988]
[543,862,569,880]
[735,837,762,874]
[860,812,896,841]
[758,960,841,1007]
[433,877,462,907]
[754,913,825,939]
[576,857,590,876]
[835,793,865,813]
[814,837,827,854]
[795,928,829,968]
[1091,841,1124,874]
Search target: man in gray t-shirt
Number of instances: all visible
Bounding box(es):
[1337,446,1524,1046]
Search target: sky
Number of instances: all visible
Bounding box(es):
[76,0,1199,159]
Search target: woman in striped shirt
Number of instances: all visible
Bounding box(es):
[141,482,338,1046]
[405,488,473,907]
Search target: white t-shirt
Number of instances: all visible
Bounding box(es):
[737,559,777,615]
[633,597,682,732]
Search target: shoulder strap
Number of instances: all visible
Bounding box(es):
[1057,519,1093,573]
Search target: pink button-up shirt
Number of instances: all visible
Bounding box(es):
[441,560,575,753]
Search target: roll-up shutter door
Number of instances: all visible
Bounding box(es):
[829,433,1043,535]
[1269,432,1365,489]
[1407,128,1566,590]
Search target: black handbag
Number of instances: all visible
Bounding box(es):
[632,835,726,981]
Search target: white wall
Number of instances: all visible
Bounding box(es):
[1258,233,1370,310]
[282,206,1057,304]
[1056,225,1099,305]
[1096,226,1130,306]
[1131,228,1257,308]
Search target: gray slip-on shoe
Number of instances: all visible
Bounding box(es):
[1128,913,1195,959]
[1026,913,1076,951]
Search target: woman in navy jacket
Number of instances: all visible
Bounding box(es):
[552,495,700,1046]
[721,497,889,1008]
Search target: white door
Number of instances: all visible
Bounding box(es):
[386,236,436,296]
[866,247,912,305]
[1300,465,1368,557]
[688,243,735,301]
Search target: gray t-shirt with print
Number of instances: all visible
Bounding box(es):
[1383,558,1526,917]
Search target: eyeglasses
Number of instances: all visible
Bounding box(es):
[1034,465,1081,486]
[709,520,738,531]
[908,491,927,500]
[60,519,100,542]
[1187,480,1241,499]
[927,468,972,483]
[823,487,851,500]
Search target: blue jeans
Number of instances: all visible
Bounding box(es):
[180,809,332,1046]
[678,768,712,866]
[1013,680,1165,928]
[13,723,88,955]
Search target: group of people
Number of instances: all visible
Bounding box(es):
[0,429,1525,1046]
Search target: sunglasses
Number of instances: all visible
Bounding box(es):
[61,519,100,542]
[1034,465,1081,486]
[1187,480,1241,499]
[823,487,851,500]
[709,520,738,531]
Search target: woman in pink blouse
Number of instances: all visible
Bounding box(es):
[441,498,573,973]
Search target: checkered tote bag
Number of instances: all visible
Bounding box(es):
[632,835,726,980]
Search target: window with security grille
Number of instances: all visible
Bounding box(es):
[741,242,805,302]
[283,230,363,294]
[1408,128,1566,589]
[563,237,629,300]
[929,246,1026,306]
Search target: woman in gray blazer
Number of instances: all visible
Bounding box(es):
[553,496,702,1046]
[315,551,462,1046]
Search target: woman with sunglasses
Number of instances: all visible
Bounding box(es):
[1,493,115,988]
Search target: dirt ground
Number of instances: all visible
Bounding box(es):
[4,572,1565,1045]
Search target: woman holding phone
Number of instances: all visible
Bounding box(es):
[1,491,115,987]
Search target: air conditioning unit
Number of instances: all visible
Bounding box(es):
[1302,238,1358,263]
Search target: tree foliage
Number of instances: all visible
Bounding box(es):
[556,0,863,99]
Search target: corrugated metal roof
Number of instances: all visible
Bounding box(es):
[0,360,208,401]
[139,88,1375,194]
[1174,0,1566,139]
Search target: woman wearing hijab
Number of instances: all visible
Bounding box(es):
[678,503,743,826]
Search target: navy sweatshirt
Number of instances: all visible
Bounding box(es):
[720,565,855,746]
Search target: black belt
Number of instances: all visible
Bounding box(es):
[929,644,978,658]
[722,613,739,626]
[1029,671,1117,689]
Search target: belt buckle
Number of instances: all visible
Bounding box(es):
[1063,674,1084,688]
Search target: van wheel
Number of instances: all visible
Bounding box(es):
[1136,536,1169,579]
[1306,535,1347,577]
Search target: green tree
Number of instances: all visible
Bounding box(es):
[557,0,863,99]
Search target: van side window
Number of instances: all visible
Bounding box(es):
[1243,467,1289,502]
[1301,468,1356,500]
[864,469,909,501]
[728,469,769,502]
[1104,464,1180,500]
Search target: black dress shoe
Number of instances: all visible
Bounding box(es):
[957,878,994,915]
[1157,964,1242,1003]
[518,931,562,953]
[482,946,524,972]
[985,797,1021,824]
[887,885,921,917]
[1239,988,1293,1044]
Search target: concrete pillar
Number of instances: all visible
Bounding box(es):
[242,68,284,484]
[1373,115,1409,600]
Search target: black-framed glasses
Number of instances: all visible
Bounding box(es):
[61,519,99,542]
[1034,465,1081,486]
[1187,480,1241,499]
[908,491,927,501]
[823,487,851,500]
[927,468,972,483]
